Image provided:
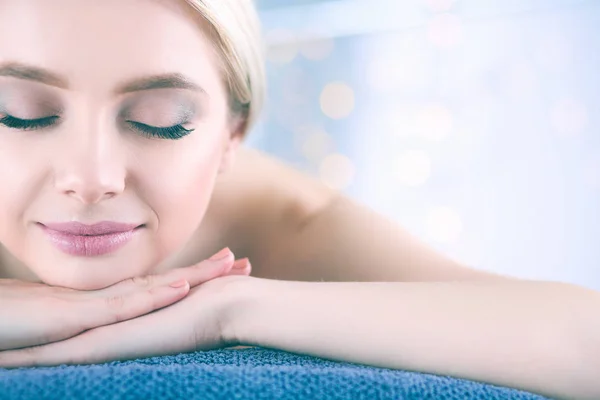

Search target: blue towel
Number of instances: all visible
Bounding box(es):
[0,347,551,399]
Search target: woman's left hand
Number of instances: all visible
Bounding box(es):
[0,268,252,368]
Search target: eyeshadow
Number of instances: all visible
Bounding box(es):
[119,91,200,126]
[0,86,63,118]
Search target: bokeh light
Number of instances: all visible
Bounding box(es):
[426,206,463,243]
[294,125,336,163]
[319,153,356,190]
[320,82,356,119]
[256,0,600,289]
[394,150,432,186]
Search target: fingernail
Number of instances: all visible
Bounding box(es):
[169,279,188,288]
[232,258,249,269]
[209,247,231,261]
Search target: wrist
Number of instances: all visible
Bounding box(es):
[219,275,268,347]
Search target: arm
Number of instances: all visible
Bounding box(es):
[223,277,600,400]
[217,148,600,399]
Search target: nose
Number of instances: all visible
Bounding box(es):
[54,132,126,204]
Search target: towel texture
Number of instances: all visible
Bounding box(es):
[0,347,550,399]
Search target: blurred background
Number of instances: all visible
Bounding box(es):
[250,0,599,290]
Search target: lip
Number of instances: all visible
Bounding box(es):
[42,221,140,235]
[38,222,143,257]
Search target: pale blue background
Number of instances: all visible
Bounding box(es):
[251,0,599,290]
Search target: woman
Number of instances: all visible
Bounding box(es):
[0,0,597,399]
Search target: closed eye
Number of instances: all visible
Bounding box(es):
[0,114,59,130]
[125,120,195,140]
[0,113,194,141]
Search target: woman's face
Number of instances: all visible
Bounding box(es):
[0,0,241,290]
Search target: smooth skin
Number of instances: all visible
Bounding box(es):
[0,1,598,399]
[0,248,250,352]
[2,146,599,400]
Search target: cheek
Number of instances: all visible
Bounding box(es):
[0,139,43,240]
[137,134,224,253]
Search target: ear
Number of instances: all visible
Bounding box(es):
[218,116,246,174]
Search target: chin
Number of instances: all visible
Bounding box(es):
[36,271,117,291]
[29,258,140,291]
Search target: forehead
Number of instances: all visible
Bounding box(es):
[0,0,223,96]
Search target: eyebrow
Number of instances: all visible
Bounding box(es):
[113,74,206,95]
[0,61,67,89]
[0,61,207,95]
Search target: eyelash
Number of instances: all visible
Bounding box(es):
[125,120,194,140]
[0,114,58,130]
[0,114,195,140]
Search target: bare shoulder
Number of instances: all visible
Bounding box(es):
[214,145,336,220]
[196,146,514,283]
[197,145,336,272]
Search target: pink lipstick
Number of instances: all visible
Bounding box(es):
[39,221,142,257]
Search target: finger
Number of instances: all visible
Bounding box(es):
[225,258,252,276]
[0,290,197,369]
[76,278,191,331]
[0,279,38,287]
[94,248,235,299]
[167,248,236,287]
[0,279,56,294]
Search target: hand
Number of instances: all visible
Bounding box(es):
[0,270,254,368]
[0,247,248,353]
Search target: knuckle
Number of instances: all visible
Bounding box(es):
[103,295,129,323]
[131,275,152,287]
[147,285,163,295]
[104,295,126,312]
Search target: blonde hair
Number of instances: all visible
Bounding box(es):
[184,0,265,135]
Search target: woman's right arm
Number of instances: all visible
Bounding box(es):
[0,249,249,351]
